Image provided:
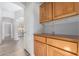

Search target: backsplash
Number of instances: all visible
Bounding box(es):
[43,21,55,34]
[43,15,79,35]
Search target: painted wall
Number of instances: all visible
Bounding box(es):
[24,2,35,56]
[43,15,79,35]
[34,3,43,34]
[2,9,15,19]
[0,8,2,43]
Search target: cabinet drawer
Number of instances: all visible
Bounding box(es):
[34,35,46,43]
[47,45,76,56]
[47,38,77,54]
[34,41,47,56]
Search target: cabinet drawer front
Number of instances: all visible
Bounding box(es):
[34,36,46,43]
[47,38,77,54]
[47,45,76,56]
[34,41,47,56]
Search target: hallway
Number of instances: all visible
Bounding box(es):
[0,38,29,56]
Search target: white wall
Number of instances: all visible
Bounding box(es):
[24,2,35,56]
[2,9,15,19]
[0,8,2,43]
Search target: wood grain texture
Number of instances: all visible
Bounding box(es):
[40,3,53,23]
[34,34,79,56]
[47,38,77,54]
[34,41,47,56]
[74,2,79,14]
[40,3,46,23]
[53,2,76,20]
[40,2,77,23]
[47,45,76,56]
[34,35,46,43]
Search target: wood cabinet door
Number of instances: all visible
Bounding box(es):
[34,41,38,56]
[47,38,77,54]
[47,45,76,56]
[45,3,53,21]
[53,2,76,20]
[75,2,79,14]
[34,35,46,43]
[40,3,46,23]
[53,2,65,19]
[40,3,53,23]
[64,2,75,14]
[34,41,47,56]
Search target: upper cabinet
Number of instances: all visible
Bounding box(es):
[40,3,46,23]
[45,3,53,21]
[53,2,76,19]
[40,3,53,23]
[75,2,79,14]
[53,2,65,19]
[40,2,77,23]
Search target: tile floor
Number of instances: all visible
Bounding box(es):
[0,37,29,56]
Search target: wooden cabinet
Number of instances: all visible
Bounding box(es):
[34,35,46,43]
[40,2,77,23]
[75,2,79,14]
[34,41,38,55]
[34,41,47,56]
[45,3,53,21]
[40,3,53,23]
[64,3,75,14]
[53,2,76,20]
[34,35,78,56]
[47,45,76,56]
[34,35,47,56]
[40,3,46,23]
[53,2,65,19]
[47,38,77,54]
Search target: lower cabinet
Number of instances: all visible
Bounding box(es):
[34,41,47,56]
[34,35,77,56]
[47,45,76,56]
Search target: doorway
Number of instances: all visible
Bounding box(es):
[2,22,12,40]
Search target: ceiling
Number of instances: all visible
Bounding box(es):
[22,2,43,6]
[0,2,23,12]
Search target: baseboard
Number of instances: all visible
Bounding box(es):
[24,49,30,56]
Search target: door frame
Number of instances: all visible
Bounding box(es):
[2,22,13,40]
